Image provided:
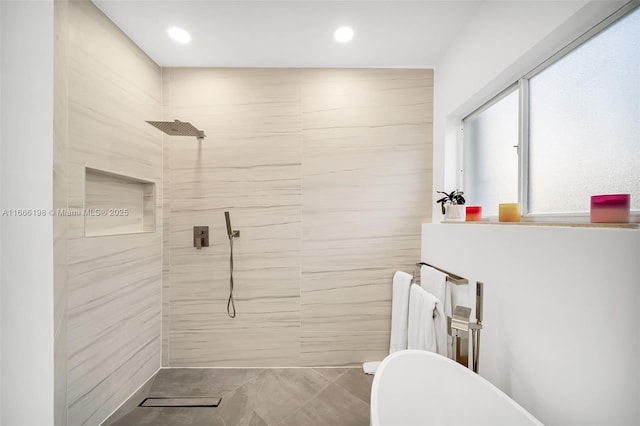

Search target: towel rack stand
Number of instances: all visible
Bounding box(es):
[415,262,469,285]
[411,262,482,374]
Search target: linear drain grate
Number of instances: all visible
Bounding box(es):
[139,397,221,408]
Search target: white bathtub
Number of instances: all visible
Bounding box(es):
[370,350,542,426]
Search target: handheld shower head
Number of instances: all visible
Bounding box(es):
[224,211,233,240]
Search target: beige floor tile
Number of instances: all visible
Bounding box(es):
[334,369,374,404]
[280,383,370,426]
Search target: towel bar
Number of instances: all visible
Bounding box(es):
[415,262,469,285]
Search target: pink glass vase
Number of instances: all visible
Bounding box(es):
[590,194,630,223]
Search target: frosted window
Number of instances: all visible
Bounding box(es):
[528,8,640,214]
[464,90,519,217]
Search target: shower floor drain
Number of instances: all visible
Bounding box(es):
[139,397,221,408]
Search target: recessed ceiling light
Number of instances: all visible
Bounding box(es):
[334,26,354,43]
[168,27,191,44]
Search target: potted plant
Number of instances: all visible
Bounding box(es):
[436,190,466,221]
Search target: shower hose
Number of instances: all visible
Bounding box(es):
[227,235,236,318]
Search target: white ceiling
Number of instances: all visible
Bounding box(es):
[92,0,483,68]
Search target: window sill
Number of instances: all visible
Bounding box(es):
[441,220,639,229]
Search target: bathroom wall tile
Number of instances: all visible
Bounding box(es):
[169,328,300,367]
[66,228,162,426]
[54,0,69,338]
[66,247,161,401]
[164,68,432,368]
[300,231,421,331]
[170,283,299,338]
[54,316,68,426]
[301,127,432,211]
[300,269,393,332]
[162,135,171,366]
[167,132,301,211]
[68,336,160,426]
[302,68,433,130]
[54,0,69,424]
[301,72,432,336]
[168,207,301,270]
[169,262,300,333]
[65,1,163,424]
[300,331,390,367]
[102,372,158,426]
[164,68,304,367]
[163,68,302,134]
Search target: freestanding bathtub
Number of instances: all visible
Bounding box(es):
[370,350,542,426]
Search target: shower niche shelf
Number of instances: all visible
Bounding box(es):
[84,167,155,237]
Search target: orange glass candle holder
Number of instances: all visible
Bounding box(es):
[590,194,630,223]
[466,206,482,221]
[499,203,520,222]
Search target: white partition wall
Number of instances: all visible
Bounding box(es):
[422,223,640,425]
[1,1,55,424]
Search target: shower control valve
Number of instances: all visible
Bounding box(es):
[193,226,210,249]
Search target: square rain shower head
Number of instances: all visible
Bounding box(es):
[146,119,206,141]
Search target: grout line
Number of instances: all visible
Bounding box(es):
[298,68,304,367]
[251,369,269,421]
[277,373,335,425]
[309,366,348,383]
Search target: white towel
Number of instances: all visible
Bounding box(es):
[362,270,413,375]
[421,265,452,358]
[389,271,412,353]
[408,285,446,355]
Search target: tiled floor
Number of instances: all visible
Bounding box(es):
[112,368,372,426]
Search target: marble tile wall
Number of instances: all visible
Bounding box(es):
[163,68,303,367]
[53,0,69,424]
[164,68,432,366]
[62,1,163,424]
[300,69,433,365]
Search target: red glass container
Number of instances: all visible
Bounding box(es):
[466,206,482,221]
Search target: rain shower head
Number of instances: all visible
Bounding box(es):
[146,119,206,141]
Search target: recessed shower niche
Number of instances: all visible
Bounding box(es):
[84,167,155,237]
